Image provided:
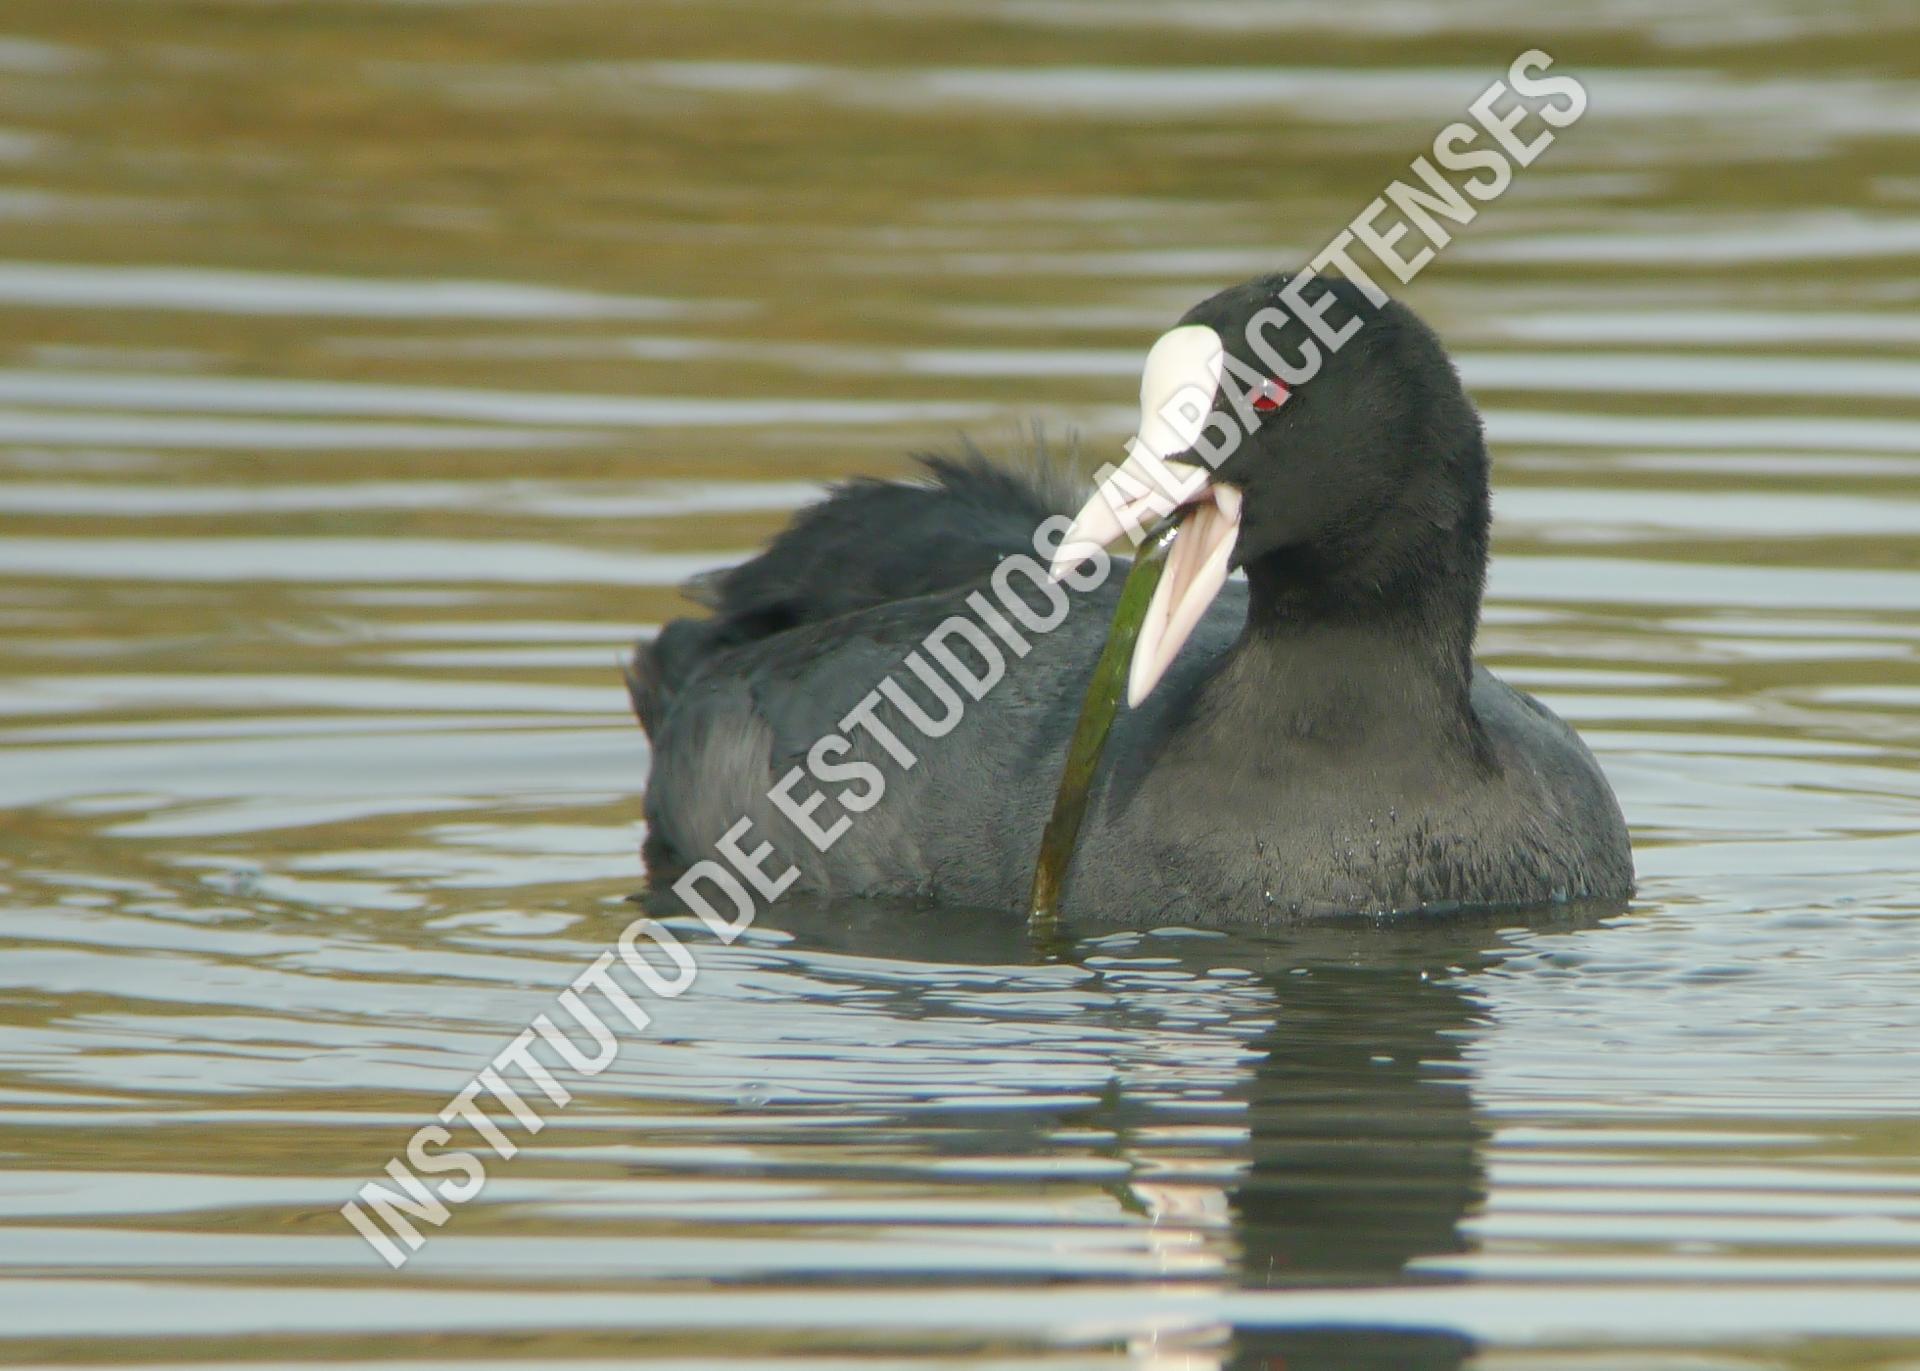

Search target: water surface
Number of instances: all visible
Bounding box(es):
[1,2,1918,1367]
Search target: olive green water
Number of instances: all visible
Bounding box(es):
[1,3,1919,1368]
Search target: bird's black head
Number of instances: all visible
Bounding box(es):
[1052,273,1491,703]
[1176,272,1489,605]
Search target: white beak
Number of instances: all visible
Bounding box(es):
[1049,324,1244,707]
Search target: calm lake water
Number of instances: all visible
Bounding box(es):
[2,2,1918,1367]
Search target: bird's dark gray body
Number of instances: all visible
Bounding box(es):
[634,462,1630,923]
[633,276,1633,923]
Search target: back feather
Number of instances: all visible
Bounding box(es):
[626,442,1082,736]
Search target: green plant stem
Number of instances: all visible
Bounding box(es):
[1027,517,1179,934]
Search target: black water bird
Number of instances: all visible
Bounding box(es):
[629,275,1632,922]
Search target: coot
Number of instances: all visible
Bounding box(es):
[630,275,1632,921]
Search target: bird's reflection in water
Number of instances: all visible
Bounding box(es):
[1209,917,1530,1371]
[642,895,1612,1371]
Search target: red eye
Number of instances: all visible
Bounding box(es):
[1251,376,1288,412]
